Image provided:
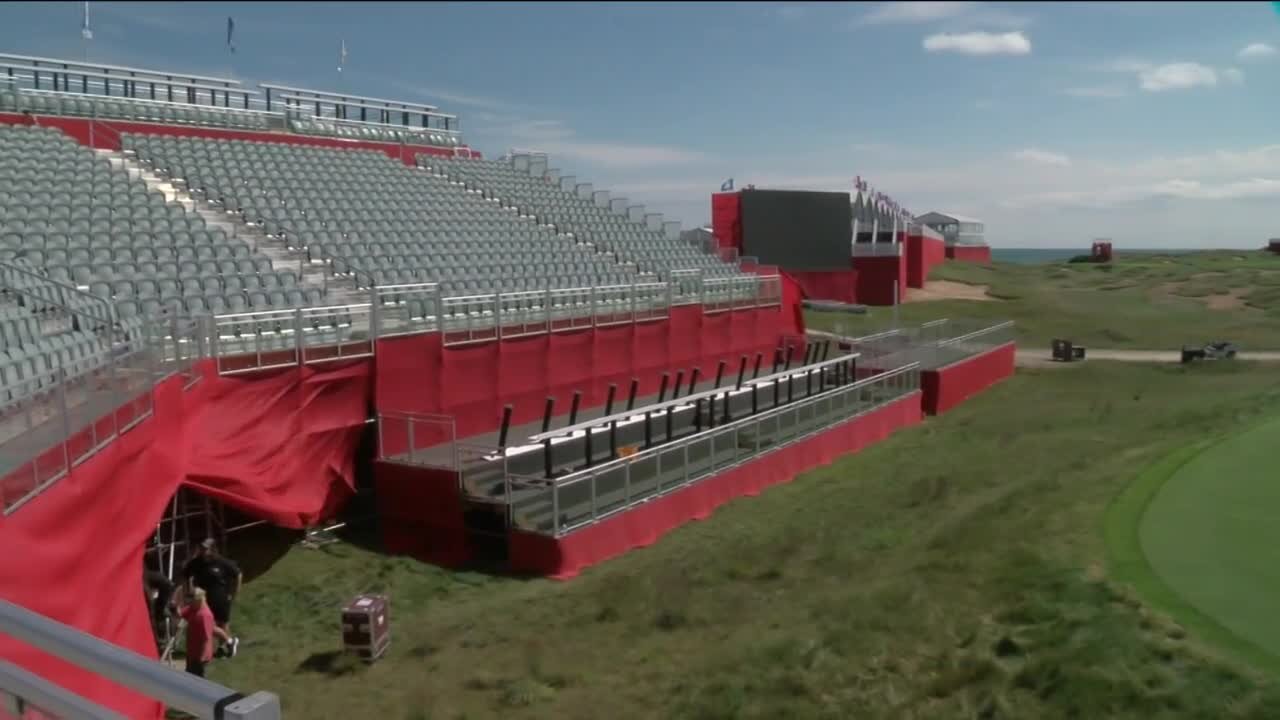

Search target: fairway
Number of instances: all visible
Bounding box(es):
[1141,414,1280,661]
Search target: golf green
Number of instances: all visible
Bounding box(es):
[1141,414,1280,659]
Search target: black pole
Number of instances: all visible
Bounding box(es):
[672,370,685,399]
[752,352,763,380]
[722,391,731,424]
[772,347,783,374]
[806,367,814,397]
[736,355,748,390]
[751,384,759,415]
[584,426,594,468]
[788,372,795,404]
[804,342,816,367]
[658,373,670,403]
[609,420,618,459]
[605,383,617,416]
[784,345,795,371]
[714,360,726,390]
[543,438,553,479]
[695,398,705,431]
[688,368,701,396]
[497,405,513,449]
[643,411,653,449]
[541,396,555,433]
[568,391,582,426]
[822,340,832,362]
[665,405,675,440]
[626,378,639,410]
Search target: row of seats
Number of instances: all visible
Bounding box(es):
[424,157,738,279]
[125,133,632,289]
[287,117,460,148]
[0,126,291,313]
[0,329,113,404]
[0,90,273,131]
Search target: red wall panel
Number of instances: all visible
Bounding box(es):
[786,269,859,304]
[851,255,904,306]
[905,234,947,288]
[946,245,993,263]
[711,192,743,252]
[920,343,1015,415]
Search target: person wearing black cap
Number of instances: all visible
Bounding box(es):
[180,538,242,658]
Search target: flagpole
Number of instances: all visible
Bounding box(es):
[81,1,92,64]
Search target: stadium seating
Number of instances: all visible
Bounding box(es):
[286,116,459,148]
[124,134,680,298]
[0,87,273,131]
[422,156,740,280]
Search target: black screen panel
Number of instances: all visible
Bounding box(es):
[739,189,851,271]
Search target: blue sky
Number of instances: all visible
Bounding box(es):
[3,1,1280,248]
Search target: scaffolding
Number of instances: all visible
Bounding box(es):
[147,488,225,662]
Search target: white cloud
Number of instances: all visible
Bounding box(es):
[1137,62,1217,92]
[1223,67,1245,85]
[502,120,707,170]
[1237,43,1277,61]
[1062,85,1127,99]
[1006,178,1280,210]
[922,31,1031,56]
[859,1,977,25]
[855,1,1028,29]
[1013,148,1071,167]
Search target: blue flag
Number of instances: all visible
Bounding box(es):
[227,17,236,53]
[720,178,734,192]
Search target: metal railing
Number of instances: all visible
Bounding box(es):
[508,362,921,537]
[0,334,159,515]
[850,241,902,257]
[0,600,280,720]
[842,319,1015,372]
[377,411,456,468]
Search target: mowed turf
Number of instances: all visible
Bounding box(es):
[1140,415,1280,662]
[211,362,1280,720]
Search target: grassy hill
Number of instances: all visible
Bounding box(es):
[211,358,1280,719]
[805,251,1280,350]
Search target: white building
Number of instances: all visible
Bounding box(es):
[914,212,987,247]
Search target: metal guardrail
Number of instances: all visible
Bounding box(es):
[509,362,920,537]
[843,319,1015,371]
[0,600,281,720]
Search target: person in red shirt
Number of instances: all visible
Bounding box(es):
[180,588,230,677]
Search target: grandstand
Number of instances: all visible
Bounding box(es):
[0,51,1015,719]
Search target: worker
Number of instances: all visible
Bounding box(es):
[181,539,241,658]
[179,588,231,678]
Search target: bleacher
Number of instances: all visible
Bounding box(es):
[125,134,631,295]
[422,156,740,280]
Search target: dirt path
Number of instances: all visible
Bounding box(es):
[905,281,996,303]
[1016,349,1280,367]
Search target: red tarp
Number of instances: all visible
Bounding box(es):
[921,343,1016,415]
[0,360,371,719]
[508,392,924,579]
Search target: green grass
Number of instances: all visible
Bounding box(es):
[1138,415,1280,665]
[212,361,1280,719]
[804,251,1280,350]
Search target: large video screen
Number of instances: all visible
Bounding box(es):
[739,189,852,271]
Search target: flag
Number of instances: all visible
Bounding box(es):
[720,178,734,192]
[226,17,235,53]
[338,39,348,72]
[81,1,92,40]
